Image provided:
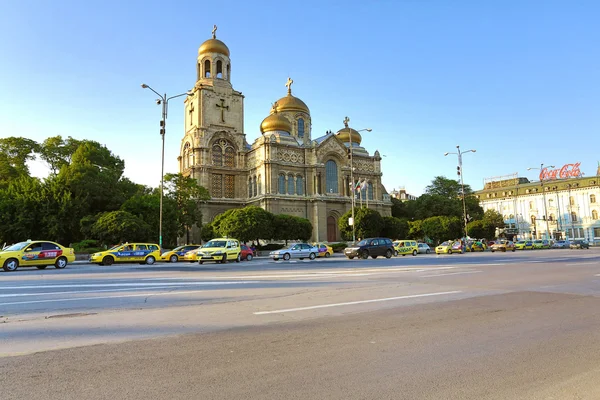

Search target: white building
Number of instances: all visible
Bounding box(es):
[475,169,600,242]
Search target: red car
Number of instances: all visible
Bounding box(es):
[240,245,254,261]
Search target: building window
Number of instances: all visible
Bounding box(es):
[531,216,536,224]
[594,227,600,238]
[325,160,338,194]
[224,175,235,198]
[182,142,191,169]
[204,60,211,78]
[549,214,555,221]
[248,178,253,198]
[224,147,235,167]
[571,212,577,222]
[212,139,235,167]
[216,60,223,78]
[212,145,222,166]
[258,175,262,195]
[592,210,598,220]
[591,194,597,203]
[287,174,294,195]
[368,182,373,200]
[253,176,257,197]
[529,201,533,210]
[570,196,575,206]
[548,199,554,208]
[278,174,286,194]
[296,176,304,195]
[212,174,222,198]
[298,118,305,139]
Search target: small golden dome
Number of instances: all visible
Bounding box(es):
[336,127,362,145]
[261,104,292,134]
[198,38,230,57]
[273,93,310,114]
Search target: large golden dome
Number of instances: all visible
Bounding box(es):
[198,25,230,57]
[272,93,310,114]
[336,127,362,145]
[260,104,292,134]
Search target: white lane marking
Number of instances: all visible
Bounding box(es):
[2,290,207,306]
[0,281,259,290]
[567,262,598,266]
[253,291,463,315]
[420,271,482,278]
[0,286,186,298]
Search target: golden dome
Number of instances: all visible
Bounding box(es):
[336,127,362,145]
[272,93,310,114]
[198,38,230,57]
[260,104,292,134]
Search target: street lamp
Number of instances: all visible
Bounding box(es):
[527,163,554,240]
[343,116,372,243]
[141,83,193,248]
[444,146,476,240]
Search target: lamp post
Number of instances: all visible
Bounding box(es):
[343,116,372,243]
[527,163,554,240]
[444,146,476,240]
[141,83,193,248]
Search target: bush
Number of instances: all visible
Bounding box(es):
[330,242,348,253]
[71,239,103,254]
[258,243,285,251]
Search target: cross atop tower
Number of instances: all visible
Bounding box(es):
[285,77,293,94]
[212,24,217,39]
[343,116,350,128]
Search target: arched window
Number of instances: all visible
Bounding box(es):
[212,139,235,167]
[182,142,191,169]
[325,160,338,194]
[248,178,253,198]
[287,174,294,194]
[212,144,222,166]
[368,182,373,200]
[253,176,257,197]
[571,212,577,222]
[297,118,305,139]
[224,146,235,167]
[531,216,536,224]
[258,175,262,195]
[549,214,555,221]
[591,194,597,203]
[570,196,575,206]
[296,175,304,195]
[278,174,286,194]
[216,60,223,78]
[529,201,534,210]
[593,210,599,220]
[548,199,554,207]
[204,60,211,78]
[227,64,230,80]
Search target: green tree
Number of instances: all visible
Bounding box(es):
[482,209,505,228]
[38,135,82,174]
[466,220,495,239]
[91,211,152,246]
[218,206,274,243]
[0,176,45,244]
[273,214,313,243]
[0,137,40,176]
[338,207,384,241]
[163,173,210,243]
[425,176,472,198]
[421,216,462,245]
[380,216,409,239]
[200,223,216,242]
[407,219,424,240]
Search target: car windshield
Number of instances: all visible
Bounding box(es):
[204,240,227,248]
[440,241,450,246]
[172,245,187,251]
[356,240,368,246]
[516,241,525,244]
[2,242,30,251]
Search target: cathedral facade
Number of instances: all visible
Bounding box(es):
[178,27,392,242]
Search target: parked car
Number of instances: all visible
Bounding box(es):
[161,244,201,263]
[532,240,550,249]
[240,244,255,261]
[90,243,161,265]
[467,241,486,252]
[570,240,590,249]
[436,241,457,255]
[393,240,418,256]
[515,241,534,250]
[552,240,570,249]
[344,238,395,260]
[270,243,318,261]
[490,240,516,252]
[314,242,334,258]
[197,238,242,264]
[184,247,203,262]
[1,240,76,272]
[417,243,431,254]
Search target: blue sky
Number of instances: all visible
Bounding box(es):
[1,0,599,195]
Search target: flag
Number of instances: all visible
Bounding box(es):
[360,180,368,191]
[354,180,361,191]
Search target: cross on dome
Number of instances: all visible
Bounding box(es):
[285,77,293,94]
[212,24,217,39]
[343,116,350,128]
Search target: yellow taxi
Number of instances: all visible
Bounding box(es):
[393,240,419,256]
[466,241,486,252]
[514,240,534,250]
[1,240,76,272]
[89,243,161,265]
[490,240,516,252]
[435,241,463,254]
[197,238,242,264]
[314,242,334,258]
[161,244,201,263]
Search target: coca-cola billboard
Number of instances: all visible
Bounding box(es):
[539,163,582,180]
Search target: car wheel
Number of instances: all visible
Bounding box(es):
[236,254,241,263]
[273,258,279,261]
[299,258,304,260]
[385,249,393,259]
[283,253,291,261]
[426,249,430,254]
[412,250,417,256]
[221,254,228,264]
[102,256,114,266]
[169,255,178,263]
[37,266,47,270]
[309,252,316,260]
[360,251,369,260]
[502,248,506,252]
[3,258,19,272]
[55,256,68,269]
[246,254,253,261]
[448,250,452,254]
[512,249,515,252]
[199,261,204,264]
[324,252,331,258]
[491,250,495,253]
[394,250,398,257]
[347,256,355,260]
[145,256,156,265]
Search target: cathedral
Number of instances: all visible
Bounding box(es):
[178,26,392,242]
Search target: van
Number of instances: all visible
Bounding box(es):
[393,240,419,256]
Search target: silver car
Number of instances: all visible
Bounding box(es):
[417,243,431,254]
[270,243,318,261]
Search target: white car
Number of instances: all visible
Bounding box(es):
[417,243,432,254]
[270,243,318,261]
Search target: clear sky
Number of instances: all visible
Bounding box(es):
[1,0,599,195]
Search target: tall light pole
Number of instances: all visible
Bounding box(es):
[527,163,554,240]
[141,83,192,248]
[343,116,371,243]
[444,146,476,240]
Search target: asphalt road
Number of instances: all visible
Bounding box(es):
[2,249,600,399]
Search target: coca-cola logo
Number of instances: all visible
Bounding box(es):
[540,163,581,180]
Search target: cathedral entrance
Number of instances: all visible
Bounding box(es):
[327,216,337,242]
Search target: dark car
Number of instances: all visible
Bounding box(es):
[344,238,395,260]
[570,240,590,249]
